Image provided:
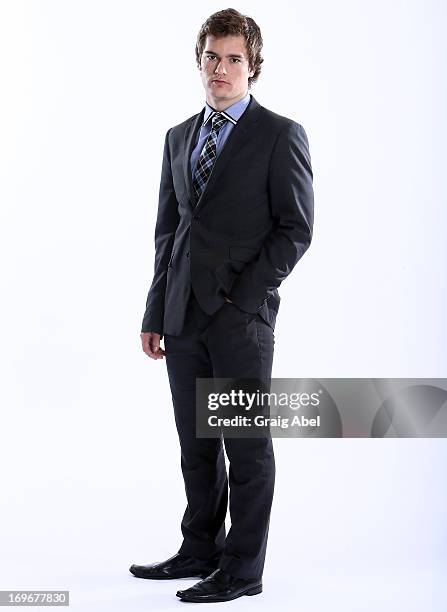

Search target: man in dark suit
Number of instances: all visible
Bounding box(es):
[130,8,314,603]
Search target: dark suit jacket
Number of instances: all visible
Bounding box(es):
[141,95,314,338]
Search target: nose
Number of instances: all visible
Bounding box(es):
[215,59,228,75]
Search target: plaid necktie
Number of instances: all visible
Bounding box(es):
[192,112,228,202]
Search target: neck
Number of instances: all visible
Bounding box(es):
[206,90,248,112]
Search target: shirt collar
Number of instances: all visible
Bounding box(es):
[203,92,251,127]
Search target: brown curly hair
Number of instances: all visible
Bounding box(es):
[195,8,264,89]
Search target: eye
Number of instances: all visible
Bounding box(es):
[230,58,241,63]
[206,55,217,60]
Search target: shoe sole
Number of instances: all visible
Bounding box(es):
[129,569,214,580]
[178,583,263,602]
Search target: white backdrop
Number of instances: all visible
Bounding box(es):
[0,1,446,610]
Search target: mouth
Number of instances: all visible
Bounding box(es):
[212,80,229,85]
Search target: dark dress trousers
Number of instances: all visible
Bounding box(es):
[141,95,314,580]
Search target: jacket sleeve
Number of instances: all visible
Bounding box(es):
[141,129,180,336]
[229,122,314,312]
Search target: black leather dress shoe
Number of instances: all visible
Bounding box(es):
[176,568,263,602]
[129,552,219,580]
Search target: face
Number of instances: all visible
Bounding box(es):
[199,34,255,110]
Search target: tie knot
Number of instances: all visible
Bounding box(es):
[211,112,228,131]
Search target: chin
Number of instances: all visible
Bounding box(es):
[209,91,226,99]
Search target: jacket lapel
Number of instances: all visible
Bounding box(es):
[183,95,262,211]
[183,108,205,206]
